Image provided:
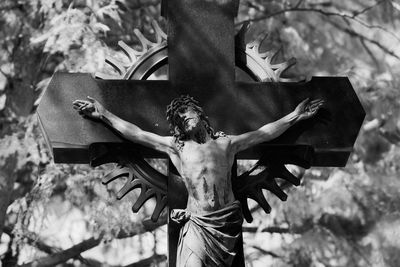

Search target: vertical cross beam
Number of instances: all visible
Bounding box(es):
[163,1,242,266]
[165,0,239,91]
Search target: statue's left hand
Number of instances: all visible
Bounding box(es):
[72,96,105,120]
[295,98,324,121]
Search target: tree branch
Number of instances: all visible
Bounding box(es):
[352,0,385,18]
[248,245,283,258]
[236,4,400,60]
[327,19,400,60]
[243,225,291,234]
[19,215,167,267]
[359,37,381,71]
[19,237,100,267]
[123,254,167,267]
[236,4,400,43]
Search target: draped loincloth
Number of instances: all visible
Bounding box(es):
[171,200,243,267]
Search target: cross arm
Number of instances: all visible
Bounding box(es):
[37,72,177,163]
[37,74,364,167]
[230,77,365,166]
[74,98,176,155]
[229,98,323,154]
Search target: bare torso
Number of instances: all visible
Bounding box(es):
[171,136,236,213]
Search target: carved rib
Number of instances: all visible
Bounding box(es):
[89,144,168,222]
[249,189,272,214]
[117,179,142,200]
[105,57,125,76]
[152,20,167,42]
[132,184,154,212]
[273,57,297,79]
[262,178,287,201]
[234,146,313,223]
[272,165,300,186]
[239,197,253,222]
[152,195,167,222]
[102,166,131,184]
[118,40,138,62]
[134,28,158,51]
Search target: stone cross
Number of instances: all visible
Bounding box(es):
[37,0,365,266]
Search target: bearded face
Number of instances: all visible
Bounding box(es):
[167,96,215,143]
[176,106,204,134]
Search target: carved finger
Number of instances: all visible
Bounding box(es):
[310,102,323,110]
[79,103,91,111]
[302,97,310,105]
[73,104,84,110]
[315,100,325,107]
[310,99,322,104]
[311,99,323,104]
[74,100,88,106]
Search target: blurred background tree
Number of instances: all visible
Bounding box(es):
[0,0,400,266]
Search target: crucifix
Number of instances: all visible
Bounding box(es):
[37,0,365,266]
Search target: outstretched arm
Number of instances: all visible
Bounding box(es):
[230,98,324,153]
[72,97,176,155]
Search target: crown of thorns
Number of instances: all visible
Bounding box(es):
[166,95,206,127]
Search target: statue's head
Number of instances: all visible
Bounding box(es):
[166,95,215,143]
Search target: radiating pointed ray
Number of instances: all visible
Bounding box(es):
[132,184,155,212]
[273,165,300,186]
[134,28,157,51]
[98,21,168,81]
[105,57,125,76]
[118,40,139,62]
[250,189,272,214]
[247,33,267,53]
[152,20,167,43]
[261,49,279,64]
[102,166,131,184]
[98,19,296,83]
[117,179,142,200]
[273,57,297,78]
[263,179,287,201]
[239,197,253,223]
[151,195,167,222]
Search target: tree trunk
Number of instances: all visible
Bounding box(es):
[0,155,17,238]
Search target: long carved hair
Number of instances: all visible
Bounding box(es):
[166,95,222,148]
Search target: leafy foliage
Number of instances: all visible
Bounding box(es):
[0,0,400,266]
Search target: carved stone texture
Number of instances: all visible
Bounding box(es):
[166,0,239,91]
[234,145,314,223]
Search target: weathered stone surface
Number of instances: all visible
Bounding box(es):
[166,0,239,91]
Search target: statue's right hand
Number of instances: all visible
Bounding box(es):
[72,96,104,120]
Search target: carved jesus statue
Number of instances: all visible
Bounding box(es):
[73,95,323,267]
